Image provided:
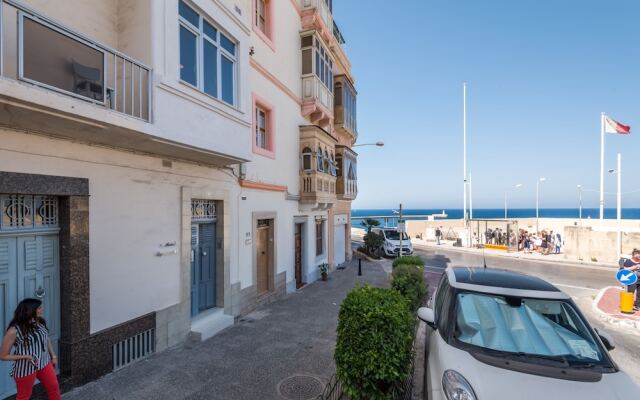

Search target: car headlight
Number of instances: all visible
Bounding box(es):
[442,370,476,400]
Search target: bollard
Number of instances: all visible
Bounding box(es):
[620,290,635,314]
[358,258,362,276]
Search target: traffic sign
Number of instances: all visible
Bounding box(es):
[616,269,638,286]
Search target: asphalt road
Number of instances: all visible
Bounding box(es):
[410,244,640,384]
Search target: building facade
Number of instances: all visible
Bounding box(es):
[0,0,357,396]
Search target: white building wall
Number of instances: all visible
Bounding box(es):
[0,129,241,333]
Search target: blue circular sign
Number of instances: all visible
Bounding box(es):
[617,269,638,286]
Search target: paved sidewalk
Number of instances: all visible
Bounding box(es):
[63,259,388,400]
[593,286,640,331]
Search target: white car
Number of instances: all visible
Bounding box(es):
[418,267,640,400]
[371,228,413,257]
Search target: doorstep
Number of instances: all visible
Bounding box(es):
[190,308,234,341]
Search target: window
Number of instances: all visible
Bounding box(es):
[302,147,312,171]
[335,79,357,135]
[253,0,274,47]
[301,34,333,92]
[252,95,274,157]
[316,220,324,256]
[179,0,237,106]
[317,147,324,172]
[256,107,267,149]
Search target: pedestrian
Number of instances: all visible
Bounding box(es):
[555,232,562,254]
[622,249,640,311]
[435,226,442,245]
[0,298,60,400]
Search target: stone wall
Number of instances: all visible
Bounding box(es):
[563,226,640,264]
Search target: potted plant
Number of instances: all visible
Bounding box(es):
[318,263,329,281]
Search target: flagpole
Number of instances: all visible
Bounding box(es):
[600,112,605,221]
[617,153,622,259]
[463,83,467,229]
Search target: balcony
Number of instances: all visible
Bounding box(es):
[300,0,333,45]
[300,32,334,130]
[335,145,357,201]
[332,21,345,45]
[299,125,338,209]
[0,0,150,122]
[333,75,357,141]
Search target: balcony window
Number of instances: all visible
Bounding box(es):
[317,147,324,172]
[302,147,312,171]
[334,78,357,136]
[179,0,237,106]
[21,15,105,103]
[301,34,333,92]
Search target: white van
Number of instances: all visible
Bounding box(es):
[371,228,413,257]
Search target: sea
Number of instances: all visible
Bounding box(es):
[351,208,640,227]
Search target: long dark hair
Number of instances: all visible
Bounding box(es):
[7,298,47,340]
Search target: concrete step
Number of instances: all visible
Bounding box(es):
[190,308,234,341]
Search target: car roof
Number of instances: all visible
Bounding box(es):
[446,267,570,299]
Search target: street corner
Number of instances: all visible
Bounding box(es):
[593,286,640,333]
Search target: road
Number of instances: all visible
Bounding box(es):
[355,240,640,383]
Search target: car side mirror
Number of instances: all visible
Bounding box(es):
[594,328,615,351]
[418,307,435,328]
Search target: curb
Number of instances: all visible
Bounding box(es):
[592,286,640,334]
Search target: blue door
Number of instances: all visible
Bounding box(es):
[0,233,60,399]
[191,223,216,316]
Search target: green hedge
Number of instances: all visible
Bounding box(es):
[335,286,414,399]
[392,255,424,268]
[391,264,427,312]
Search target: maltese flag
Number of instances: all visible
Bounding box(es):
[604,115,631,134]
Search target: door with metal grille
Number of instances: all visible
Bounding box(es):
[0,195,60,399]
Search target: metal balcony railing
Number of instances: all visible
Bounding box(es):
[332,21,345,45]
[0,0,152,122]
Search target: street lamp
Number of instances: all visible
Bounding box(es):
[577,185,583,225]
[352,141,384,147]
[536,177,546,234]
[609,154,622,258]
[504,184,523,219]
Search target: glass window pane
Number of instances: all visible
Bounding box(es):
[23,17,105,102]
[203,41,218,97]
[302,49,312,75]
[221,55,234,105]
[203,20,217,40]
[179,25,197,86]
[220,34,236,55]
[179,1,200,27]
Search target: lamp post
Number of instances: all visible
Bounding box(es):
[536,177,546,234]
[504,183,523,219]
[577,185,583,225]
[352,141,384,147]
[608,155,622,258]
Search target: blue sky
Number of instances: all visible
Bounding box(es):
[333,0,640,209]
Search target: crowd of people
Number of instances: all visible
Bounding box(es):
[519,229,563,255]
[475,227,563,255]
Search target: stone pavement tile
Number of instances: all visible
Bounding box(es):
[63,259,388,400]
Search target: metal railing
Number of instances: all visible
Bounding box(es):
[0,0,152,122]
[333,21,345,45]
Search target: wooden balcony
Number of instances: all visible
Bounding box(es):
[335,145,357,201]
[300,171,337,207]
[299,125,338,209]
[333,75,357,141]
[300,0,333,45]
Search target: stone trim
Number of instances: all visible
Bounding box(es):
[0,171,88,196]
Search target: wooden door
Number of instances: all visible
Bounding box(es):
[191,223,216,316]
[294,224,303,288]
[256,226,269,294]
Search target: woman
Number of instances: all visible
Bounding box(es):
[0,298,60,400]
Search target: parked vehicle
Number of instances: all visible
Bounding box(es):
[371,228,413,257]
[418,267,640,400]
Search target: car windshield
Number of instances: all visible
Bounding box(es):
[454,292,605,366]
[384,231,409,240]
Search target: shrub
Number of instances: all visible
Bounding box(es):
[364,231,384,256]
[391,264,427,312]
[392,255,424,269]
[335,286,414,400]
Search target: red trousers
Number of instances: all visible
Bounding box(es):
[14,362,60,400]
